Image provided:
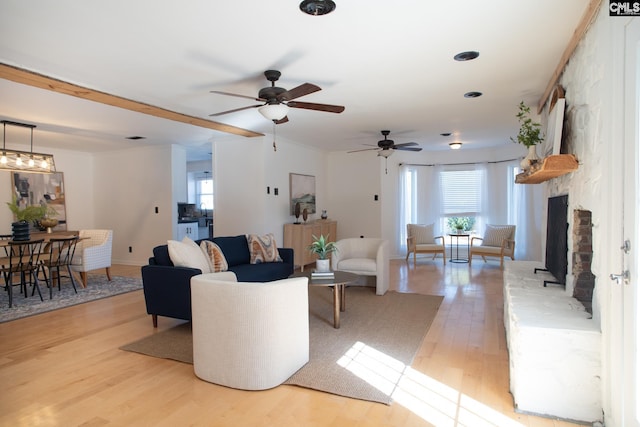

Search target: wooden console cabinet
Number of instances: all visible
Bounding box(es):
[283,220,337,271]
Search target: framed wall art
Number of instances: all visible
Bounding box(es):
[544,97,566,157]
[289,173,316,215]
[10,171,67,231]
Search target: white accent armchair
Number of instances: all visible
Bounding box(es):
[331,238,390,295]
[71,229,113,287]
[191,273,309,390]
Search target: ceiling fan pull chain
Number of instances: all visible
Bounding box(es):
[273,121,277,152]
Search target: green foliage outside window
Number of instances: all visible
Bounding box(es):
[447,216,475,232]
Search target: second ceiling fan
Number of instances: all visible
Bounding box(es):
[349,130,423,157]
[209,70,345,124]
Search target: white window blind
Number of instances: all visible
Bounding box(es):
[439,168,482,215]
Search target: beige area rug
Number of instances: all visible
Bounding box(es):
[120,286,443,404]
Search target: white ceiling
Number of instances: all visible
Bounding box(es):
[0,0,591,161]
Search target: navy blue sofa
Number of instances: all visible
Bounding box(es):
[141,235,294,327]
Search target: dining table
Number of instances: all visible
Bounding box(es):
[0,230,88,289]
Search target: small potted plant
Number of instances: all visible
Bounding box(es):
[511,101,544,170]
[6,196,52,240]
[307,234,337,272]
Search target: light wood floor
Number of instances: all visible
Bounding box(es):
[0,259,583,427]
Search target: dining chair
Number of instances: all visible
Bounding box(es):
[1,239,45,308]
[71,230,113,288]
[39,236,80,299]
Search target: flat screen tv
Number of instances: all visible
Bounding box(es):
[544,194,569,286]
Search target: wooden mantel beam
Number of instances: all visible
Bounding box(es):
[537,0,603,113]
[0,63,264,138]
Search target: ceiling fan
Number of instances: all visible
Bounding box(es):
[209,70,345,124]
[348,130,423,157]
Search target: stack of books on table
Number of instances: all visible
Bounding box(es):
[311,270,334,279]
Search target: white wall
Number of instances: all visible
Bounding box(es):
[327,151,381,240]
[93,144,175,265]
[213,134,328,245]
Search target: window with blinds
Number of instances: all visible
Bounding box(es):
[439,168,483,215]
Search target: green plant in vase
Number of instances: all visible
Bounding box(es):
[511,101,545,170]
[6,197,49,223]
[307,234,337,272]
[6,196,57,240]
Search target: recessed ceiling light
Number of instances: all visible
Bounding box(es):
[454,51,479,61]
[126,136,146,140]
[464,91,483,98]
[300,0,336,15]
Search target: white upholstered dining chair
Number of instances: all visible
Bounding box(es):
[71,229,113,287]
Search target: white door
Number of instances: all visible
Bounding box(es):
[622,17,640,427]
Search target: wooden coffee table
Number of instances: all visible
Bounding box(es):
[292,270,359,328]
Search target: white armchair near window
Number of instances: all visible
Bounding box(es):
[71,229,113,287]
[331,238,389,295]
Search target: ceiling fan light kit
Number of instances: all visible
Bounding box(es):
[378,150,393,158]
[1,120,56,174]
[449,142,462,150]
[259,104,289,121]
[299,0,336,16]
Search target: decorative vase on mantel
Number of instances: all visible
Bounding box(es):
[11,221,30,241]
[520,145,540,171]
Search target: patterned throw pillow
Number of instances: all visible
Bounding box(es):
[408,223,435,244]
[167,237,212,273]
[482,225,514,247]
[247,233,283,264]
[200,240,229,272]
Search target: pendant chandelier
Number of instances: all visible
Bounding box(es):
[1,120,56,174]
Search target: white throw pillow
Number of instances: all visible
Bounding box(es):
[482,225,514,247]
[168,236,212,273]
[408,224,435,244]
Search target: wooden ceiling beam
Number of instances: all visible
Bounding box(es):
[0,63,264,138]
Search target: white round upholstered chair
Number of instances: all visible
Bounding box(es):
[190,273,309,390]
[330,238,390,295]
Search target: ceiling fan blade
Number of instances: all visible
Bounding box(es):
[288,101,345,113]
[210,90,264,102]
[393,146,423,151]
[274,116,289,125]
[209,104,262,116]
[281,83,321,101]
[393,142,419,148]
[347,147,379,153]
